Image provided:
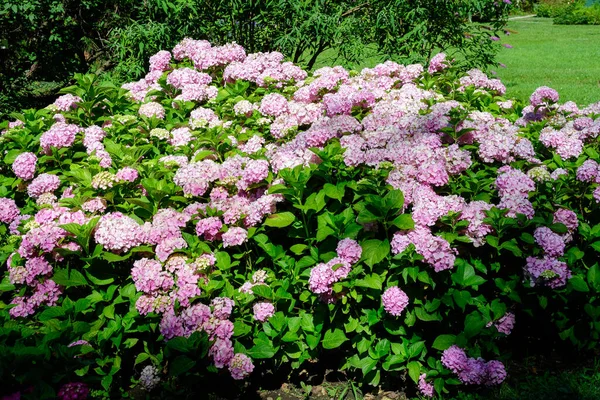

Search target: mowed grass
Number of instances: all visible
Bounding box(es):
[496,17,600,106]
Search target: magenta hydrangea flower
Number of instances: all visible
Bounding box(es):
[418,374,434,398]
[222,227,248,247]
[428,52,448,74]
[12,152,37,180]
[382,286,409,316]
[27,173,60,198]
[441,345,468,373]
[533,226,565,257]
[139,102,166,119]
[228,353,254,380]
[115,167,139,182]
[525,256,571,288]
[53,94,82,111]
[253,302,275,322]
[0,198,20,224]
[57,382,89,400]
[336,238,362,264]
[530,86,559,107]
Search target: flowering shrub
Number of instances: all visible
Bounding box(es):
[2,39,600,399]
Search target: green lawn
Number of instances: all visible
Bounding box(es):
[495,17,600,106]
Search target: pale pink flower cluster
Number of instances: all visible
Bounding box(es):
[40,122,80,153]
[84,125,112,167]
[139,102,166,119]
[116,167,138,182]
[392,227,457,272]
[441,346,506,386]
[94,212,143,253]
[495,166,536,219]
[27,173,60,198]
[239,270,268,294]
[253,302,275,322]
[0,198,20,224]
[382,286,409,316]
[223,51,306,87]
[12,152,37,180]
[53,94,82,111]
[132,256,201,315]
[428,52,449,74]
[459,69,506,95]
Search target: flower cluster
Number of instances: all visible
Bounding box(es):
[441,346,506,386]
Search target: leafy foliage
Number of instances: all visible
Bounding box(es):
[2,38,600,399]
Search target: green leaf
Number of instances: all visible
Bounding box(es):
[38,307,66,321]
[323,182,345,202]
[390,214,414,230]
[588,264,600,292]
[355,274,383,290]
[264,212,296,228]
[322,328,348,349]
[167,337,190,353]
[549,223,568,234]
[247,342,277,359]
[251,285,273,299]
[361,239,390,268]
[52,268,88,287]
[383,189,404,212]
[407,361,421,383]
[4,149,22,165]
[169,355,196,376]
[432,334,456,350]
[569,275,589,292]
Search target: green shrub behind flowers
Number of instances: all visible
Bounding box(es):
[1,42,600,399]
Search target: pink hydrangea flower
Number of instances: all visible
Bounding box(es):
[57,382,89,400]
[94,212,143,253]
[228,353,254,380]
[139,102,166,119]
[418,374,434,398]
[0,198,20,223]
[53,94,82,111]
[222,227,248,247]
[382,286,409,316]
[253,302,275,322]
[12,152,37,180]
[534,227,565,257]
[27,173,60,198]
[336,238,362,264]
[116,167,139,182]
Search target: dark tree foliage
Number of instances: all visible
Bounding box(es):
[0,0,512,118]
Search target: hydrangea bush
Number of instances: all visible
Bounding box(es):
[2,39,600,399]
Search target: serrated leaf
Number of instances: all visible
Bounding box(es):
[264,212,295,228]
[361,239,390,268]
[169,355,196,376]
[432,334,456,350]
[322,328,348,349]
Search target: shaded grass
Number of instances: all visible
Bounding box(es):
[495,17,600,106]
